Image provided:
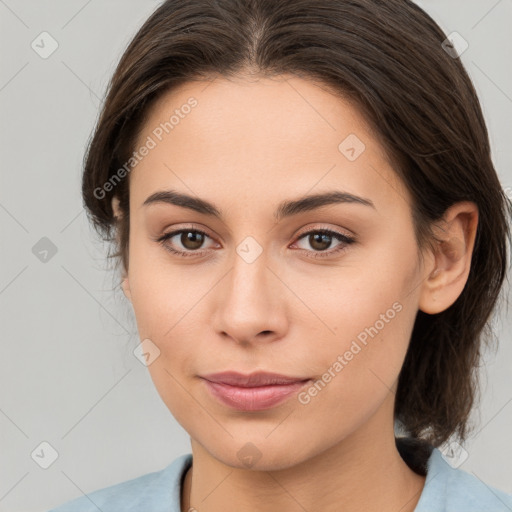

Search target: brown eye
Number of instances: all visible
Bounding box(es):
[293,228,356,259]
[157,228,215,257]
[308,232,334,251]
[179,231,206,250]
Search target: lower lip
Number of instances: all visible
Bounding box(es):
[202,379,312,411]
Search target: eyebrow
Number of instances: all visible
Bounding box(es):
[142,188,376,221]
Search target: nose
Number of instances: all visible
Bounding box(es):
[211,249,288,346]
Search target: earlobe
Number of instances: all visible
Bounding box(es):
[121,275,132,302]
[112,196,122,219]
[418,201,479,315]
[111,195,130,301]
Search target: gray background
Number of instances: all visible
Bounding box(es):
[0,1,511,511]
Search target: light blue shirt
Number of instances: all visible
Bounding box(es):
[48,447,512,511]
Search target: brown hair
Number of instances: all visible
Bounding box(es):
[81,0,512,448]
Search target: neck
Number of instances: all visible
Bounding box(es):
[181,404,425,512]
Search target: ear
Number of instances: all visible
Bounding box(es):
[418,201,478,315]
[112,195,122,219]
[121,274,132,302]
[111,196,132,302]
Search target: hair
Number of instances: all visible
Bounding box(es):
[81,0,512,449]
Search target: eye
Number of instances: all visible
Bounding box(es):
[156,228,216,257]
[291,228,356,259]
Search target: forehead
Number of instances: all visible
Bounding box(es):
[129,74,410,217]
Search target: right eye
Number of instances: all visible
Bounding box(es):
[157,228,217,257]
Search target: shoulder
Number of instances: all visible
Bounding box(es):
[415,447,512,511]
[47,453,192,512]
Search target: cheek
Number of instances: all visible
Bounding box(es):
[294,241,413,345]
[126,236,208,384]
[145,359,198,432]
[294,300,414,438]
[310,302,410,391]
[294,246,417,403]
[126,234,205,335]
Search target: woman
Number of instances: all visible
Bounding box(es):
[49,0,512,510]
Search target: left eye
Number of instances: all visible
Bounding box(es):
[293,229,355,257]
[157,228,355,259]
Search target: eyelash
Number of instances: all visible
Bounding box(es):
[156,226,356,260]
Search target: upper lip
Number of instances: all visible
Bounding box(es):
[201,371,311,387]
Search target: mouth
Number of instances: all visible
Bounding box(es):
[200,371,313,411]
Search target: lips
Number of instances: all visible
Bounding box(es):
[200,371,312,411]
[201,371,310,387]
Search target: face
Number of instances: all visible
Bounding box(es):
[120,75,430,470]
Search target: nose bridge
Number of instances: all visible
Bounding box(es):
[213,236,286,342]
[227,241,275,312]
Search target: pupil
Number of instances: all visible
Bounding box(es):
[311,233,331,251]
[182,231,204,250]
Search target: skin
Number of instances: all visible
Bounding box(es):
[112,74,478,512]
